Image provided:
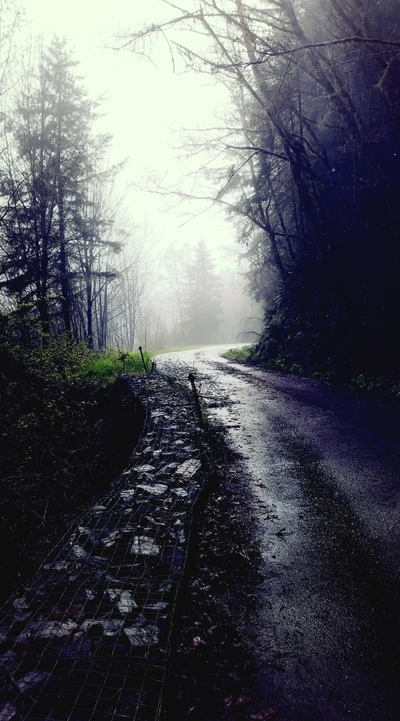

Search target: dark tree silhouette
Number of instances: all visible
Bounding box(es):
[120,0,400,378]
[0,37,122,348]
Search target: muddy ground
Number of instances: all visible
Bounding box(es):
[164,424,277,721]
[0,366,274,719]
[0,374,145,603]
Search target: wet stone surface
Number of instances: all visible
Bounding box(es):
[0,374,204,721]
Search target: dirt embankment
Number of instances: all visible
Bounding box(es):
[0,372,145,603]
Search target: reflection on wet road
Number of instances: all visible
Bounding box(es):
[157,346,400,721]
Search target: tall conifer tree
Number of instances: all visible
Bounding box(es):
[185,240,222,344]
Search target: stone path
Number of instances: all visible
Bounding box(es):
[0,373,205,721]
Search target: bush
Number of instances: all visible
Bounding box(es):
[222,345,253,362]
[30,335,92,381]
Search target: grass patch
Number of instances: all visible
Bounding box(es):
[221,345,253,362]
[78,349,151,383]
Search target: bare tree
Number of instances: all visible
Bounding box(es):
[117,1,400,374]
[105,222,158,351]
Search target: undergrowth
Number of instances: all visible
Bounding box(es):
[257,356,400,396]
[0,337,146,601]
[1,336,150,385]
[224,342,400,397]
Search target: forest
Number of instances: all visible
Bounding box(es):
[0,12,255,356]
[120,0,400,386]
[1,1,397,385]
[0,6,254,590]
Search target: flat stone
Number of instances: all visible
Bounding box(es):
[175,459,201,478]
[80,619,124,636]
[131,536,161,556]
[0,703,17,721]
[173,488,188,498]
[137,484,168,496]
[16,619,78,642]
[123,625,159,647]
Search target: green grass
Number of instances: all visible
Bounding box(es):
[2,336,151,386]
[222,345,253,362]
[78,349,151,383]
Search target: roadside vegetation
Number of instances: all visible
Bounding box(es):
[0,335,146,603]
[251,350,400,396]
[224,344,400,397]
[79,347,151,382]
[222,346,253,362]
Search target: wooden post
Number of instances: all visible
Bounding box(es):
[138,346,148,373]
[188,373,203,426]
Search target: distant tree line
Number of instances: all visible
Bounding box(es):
[156,237,259,348]
[122,0,400,377]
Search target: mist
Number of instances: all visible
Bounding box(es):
[0,0,262,351]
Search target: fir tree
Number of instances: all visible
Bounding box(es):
[0,37,121,346]
[185,240,222,344]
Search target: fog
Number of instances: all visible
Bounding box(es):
[13,0,260,349]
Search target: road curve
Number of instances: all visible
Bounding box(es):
[156,345,400,721]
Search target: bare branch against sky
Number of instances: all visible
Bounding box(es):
[22,0,237,268]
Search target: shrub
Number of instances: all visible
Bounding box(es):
[222,345,253,362]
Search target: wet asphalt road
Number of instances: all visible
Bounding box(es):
[156,346,400,721]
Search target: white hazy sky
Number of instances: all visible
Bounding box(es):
[22,0,237,267]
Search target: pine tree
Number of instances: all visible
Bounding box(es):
[185,240,222,344]
[0,37,121,346]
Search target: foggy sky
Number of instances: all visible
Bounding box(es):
[24,0,238,271]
